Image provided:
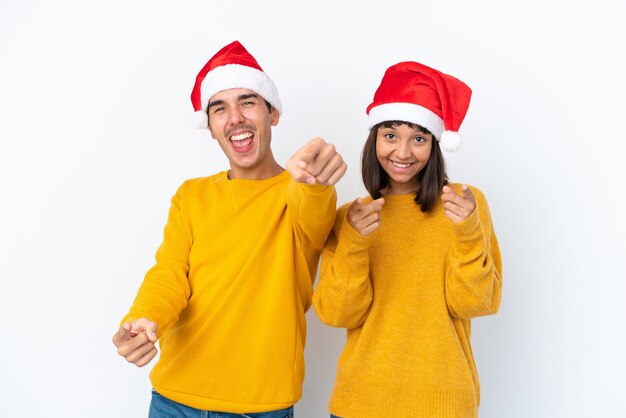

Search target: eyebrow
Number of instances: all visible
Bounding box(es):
[239,93,259,101]
[207,99,224,109]
[208,93,260,109]
[386,123,430,135]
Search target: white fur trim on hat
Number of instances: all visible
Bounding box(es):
[200,63,282,116]
[193,110,208,129]
[367,102,444,139]
[439,130,462,152]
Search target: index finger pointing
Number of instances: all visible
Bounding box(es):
[297,149,317,166]
[461,185,475,202]
[113,322,132,345]
[120,322,132,336]
[295,140,324,165]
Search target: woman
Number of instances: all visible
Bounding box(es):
[313,61,502,418]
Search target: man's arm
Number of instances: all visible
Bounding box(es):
[285,138,346,247]
[113,183,193,366]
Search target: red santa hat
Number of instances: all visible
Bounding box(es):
[366,61,472,152]
[190,40,282,129]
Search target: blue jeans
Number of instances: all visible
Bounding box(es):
[149,389,294,418]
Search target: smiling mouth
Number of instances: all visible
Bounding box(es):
[230,131,254,153]
[231,131,253,141]
[390,160,415,168]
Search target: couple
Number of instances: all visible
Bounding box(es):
[112,40,502,418]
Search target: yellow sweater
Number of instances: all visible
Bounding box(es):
[122,170,336,413]
[313,185,502,418]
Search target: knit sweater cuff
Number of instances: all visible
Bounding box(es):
[295,181,333,196]
[451,208,485,252]
[339,217,372,252]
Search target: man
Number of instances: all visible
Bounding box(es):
[112,40,346,418]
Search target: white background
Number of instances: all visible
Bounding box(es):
[1,1,625,417]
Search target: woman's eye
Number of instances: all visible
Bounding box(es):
[384,133,396,140]
[414,136,425,143]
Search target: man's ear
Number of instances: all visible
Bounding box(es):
[271,107,280,127]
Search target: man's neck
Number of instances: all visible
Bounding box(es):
[227,162,284,180]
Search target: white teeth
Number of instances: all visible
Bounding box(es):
[391,161,412,168]
[231,132,253,141]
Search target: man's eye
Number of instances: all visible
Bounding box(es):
[213,106,225,113]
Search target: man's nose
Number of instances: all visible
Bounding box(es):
[227,107,246,125]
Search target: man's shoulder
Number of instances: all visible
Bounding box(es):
[179,171,227,189]
[170,171,228,202]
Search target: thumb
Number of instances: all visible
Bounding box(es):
[145,322,158,343]
[129,318,158,341]
[287,147,316,185]
[290,164,316,185]
[371,197,385,211]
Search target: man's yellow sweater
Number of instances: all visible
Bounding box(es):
[313,185,502,418]
[122,170,336,413]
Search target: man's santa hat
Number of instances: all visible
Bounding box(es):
[190,41,282,128]
[366,61,472,152]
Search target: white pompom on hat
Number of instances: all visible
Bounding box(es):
[366,61,472,152]
[190,40,282,129]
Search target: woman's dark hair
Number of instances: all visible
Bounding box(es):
[361,120,448,212]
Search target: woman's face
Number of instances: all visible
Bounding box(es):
[375,123,433,194]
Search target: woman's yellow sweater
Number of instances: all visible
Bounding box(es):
[313,184,502,418]
[122,170,336,413]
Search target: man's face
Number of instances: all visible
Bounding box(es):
[207,88,279,179]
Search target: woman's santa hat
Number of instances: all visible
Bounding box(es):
[366,61,472,152]
[190,40,282,129]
